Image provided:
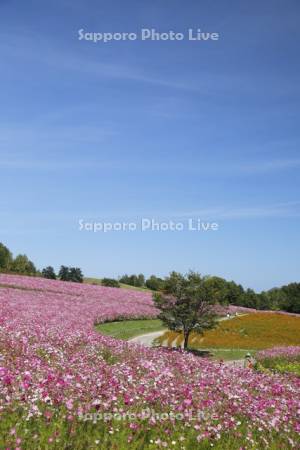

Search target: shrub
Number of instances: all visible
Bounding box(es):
[101,278,120,288]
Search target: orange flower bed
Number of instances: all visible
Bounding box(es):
[162,313,300,349]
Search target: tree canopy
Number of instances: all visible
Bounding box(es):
[0,243,12,270]
[11,254,36,275]
[154,271,217,350]
[42,266,57,280]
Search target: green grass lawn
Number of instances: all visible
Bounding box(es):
[84,277,152,292]
[119,283,152,292]
[95,319,165,340]
[209,348,256,361]
[84,277,103,285]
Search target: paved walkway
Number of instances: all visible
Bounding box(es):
[129,330,167,346]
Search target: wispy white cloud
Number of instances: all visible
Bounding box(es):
[1,201,299,223]
[1,148,300,175]
[0,124,115,145]
[0,33,203,93]
[172,201,300,220]
[0,122,119,169]
[233,158,300,173]
[0,158,123,171]
[5,29,289,96]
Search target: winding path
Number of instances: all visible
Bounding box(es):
[129,330,166,346]
[129,328,245,367]
[128,314,247,348]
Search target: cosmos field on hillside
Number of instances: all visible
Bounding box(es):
[0,274,299,449]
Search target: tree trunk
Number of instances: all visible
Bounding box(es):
[183,330,190,350]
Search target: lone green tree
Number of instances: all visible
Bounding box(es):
[154,271,217,350]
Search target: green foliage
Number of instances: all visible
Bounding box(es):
[280,283,300,313]
[58,266,83,283]
[0,243,13,270]
[257,355,300,377]
[58,265,69,281]
[203,276,242,305]
[257,283,300,314]
[0,405,292,450]
[241,288,259,309]
[119,273,145,287]
[11,254,36,275]
[137,273,145,287]
[69,267,84,283]
[42,266,56,279]
[145,275,165,291]
[154,272,217,350]
[101,278,120,288]
[273,362,300,376]
[225,281,245,305]
[0,243,36,275]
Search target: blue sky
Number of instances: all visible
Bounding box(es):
[1,0,300,291]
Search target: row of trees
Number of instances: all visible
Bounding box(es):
[0,243,84,283]
[1,242,299,312]
[119,274,165,290]
[118,272,300,314]
[204,277,300,314]
[119,274,146,287]
[42,266,84,283]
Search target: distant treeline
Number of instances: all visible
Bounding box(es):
[0,243,83,283]
[118,273,300,314]
[0,242,299,313]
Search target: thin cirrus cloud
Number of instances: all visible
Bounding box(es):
[0,33,202,93]
[0,124,115,145]
[171,201,300,220]
[0,30,283,96]
[1,202,300,223]
[155,158,300,175]
[1,153,300,175]
[235,158,300,173]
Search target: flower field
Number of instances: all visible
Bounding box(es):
[161,313,300,350]
[256,346,300,376]
[0,274,300,449]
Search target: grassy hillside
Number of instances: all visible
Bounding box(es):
[84,277,152,292]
